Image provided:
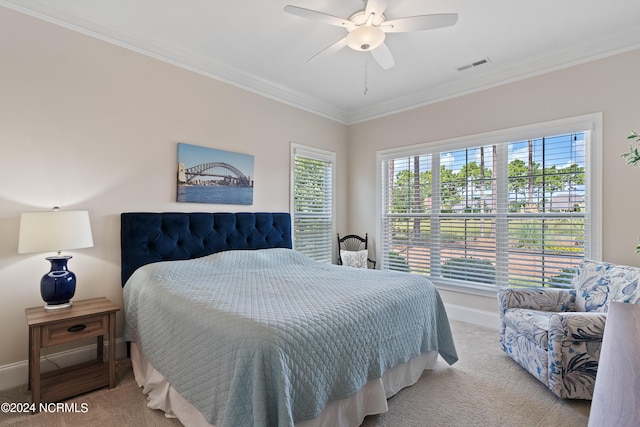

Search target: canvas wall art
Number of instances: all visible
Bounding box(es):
[177,142,254,205]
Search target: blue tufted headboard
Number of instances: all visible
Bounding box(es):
[120,212,292,286]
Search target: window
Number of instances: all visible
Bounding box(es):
[291,144,336,263]
[378,114,602,291]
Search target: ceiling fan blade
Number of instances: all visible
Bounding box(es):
[370,42,394,70]
[382,13,458,33]
[284,5,355,31]
[364,0,389,19]
[307,37,348,62]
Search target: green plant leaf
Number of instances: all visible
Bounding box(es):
[622,131,640,166]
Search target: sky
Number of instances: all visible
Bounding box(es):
[399,132,586,174]
[177,142,254,177]
[442,133,585,173]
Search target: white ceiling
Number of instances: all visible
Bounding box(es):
[3,0,640,124]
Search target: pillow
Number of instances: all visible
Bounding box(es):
[340,250,368,268]
[573,261,611,312]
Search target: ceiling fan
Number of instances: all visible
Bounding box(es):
[284,0,458,70]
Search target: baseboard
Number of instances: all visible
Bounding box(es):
[444,303,500,330]
[0,338,128,392]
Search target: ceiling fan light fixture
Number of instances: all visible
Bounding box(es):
[346,25,385,51]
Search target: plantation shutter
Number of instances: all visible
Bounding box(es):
[379,115,600,290]
[291,145,335,263]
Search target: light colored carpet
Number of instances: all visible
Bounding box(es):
[0,320,590,426]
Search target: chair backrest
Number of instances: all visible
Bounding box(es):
[572,260,640,312]
[337,234,368,265]
[338,234,367,251]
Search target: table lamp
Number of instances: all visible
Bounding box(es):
[18,207,94,310]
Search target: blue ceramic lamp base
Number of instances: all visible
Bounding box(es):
[41,256,76,310]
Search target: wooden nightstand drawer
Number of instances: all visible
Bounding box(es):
[41,314,108,346]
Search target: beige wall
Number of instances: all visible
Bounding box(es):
[348,48,640,312]
[0,8,348,368]
[2,4,640,372]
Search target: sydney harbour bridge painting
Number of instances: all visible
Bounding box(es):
[177,143,254,205]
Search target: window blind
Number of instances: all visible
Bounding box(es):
[379,115,600,290]
[291,145,335,263]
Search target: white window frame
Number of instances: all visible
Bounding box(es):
[290,143,337,263]
[376,113,603,296]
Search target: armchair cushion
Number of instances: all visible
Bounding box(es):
[573,261,611,312]
[573,260,640,312]
[502,309,554,349]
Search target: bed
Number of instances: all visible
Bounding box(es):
[121,212,457,427]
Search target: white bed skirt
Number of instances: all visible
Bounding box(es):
[130,342,438,427]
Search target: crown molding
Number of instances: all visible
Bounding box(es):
[345,25,640,124]
[0,0,349,123]
[3,0,640,125]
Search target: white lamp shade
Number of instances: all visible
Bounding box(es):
[18,210,94,254]
[346,25,385,51]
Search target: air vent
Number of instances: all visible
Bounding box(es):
[457,57,491,72]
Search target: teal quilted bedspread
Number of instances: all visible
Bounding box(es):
[123,248,457,427]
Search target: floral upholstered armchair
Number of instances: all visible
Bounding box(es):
[498,260,640,399]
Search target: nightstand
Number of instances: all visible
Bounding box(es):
[25,297,119,411]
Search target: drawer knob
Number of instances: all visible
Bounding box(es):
[67,324,87,332]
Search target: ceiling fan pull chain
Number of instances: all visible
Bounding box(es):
[364,58,369,95]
